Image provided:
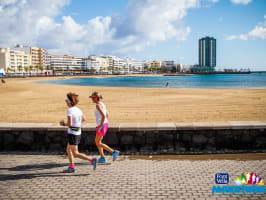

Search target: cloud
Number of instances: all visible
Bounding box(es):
[226,35,237,40]
[247,26,266,39]
[239,34,248,40]
[0,0,199,57]
[226,15,266,40]
[209,0,219,2]
[230,0,252,5]
[0,0,70,47]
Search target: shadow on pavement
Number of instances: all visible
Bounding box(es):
[0,172,90,181]
[0,162,91,171]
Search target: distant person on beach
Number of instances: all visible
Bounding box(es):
[165,82,169,88]
[60,92,97,172]
[89,91,119,163]
[1,78,6,88]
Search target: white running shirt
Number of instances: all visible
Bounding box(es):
[67,106,82,135]
[95,102,108,126]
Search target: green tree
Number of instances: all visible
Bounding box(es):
[108,66,113,73]
[144,66,148,72]
[39,65,44,72]
[18,65,23,73]
[35,65,40,72]
[90,67,96,73]
[24,66,29,73]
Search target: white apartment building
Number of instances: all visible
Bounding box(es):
[161,61,175,68]
[49,54,83,70]
[106,56,125,71]
[0,48,31,72]
[181,65,193,73]
[124,57,144,72]
[83,56,109,72]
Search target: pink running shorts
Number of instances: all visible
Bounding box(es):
[96,123,109,136]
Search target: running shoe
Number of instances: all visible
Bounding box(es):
[63,167,75,173]
[112,150,120,161]
[92,158,97,170]
[98,157,107,163]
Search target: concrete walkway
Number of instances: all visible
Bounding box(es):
[0,153,265,200]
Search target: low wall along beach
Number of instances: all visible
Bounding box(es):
[0,121,266,154]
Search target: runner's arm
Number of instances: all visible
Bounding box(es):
[60,116,72,127]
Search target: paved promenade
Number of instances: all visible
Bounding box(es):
[0,153,265,200]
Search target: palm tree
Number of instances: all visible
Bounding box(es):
[39,65,44,72]
[35,65,40,73]
[90,68,96,74]
[108,66,113,74]
[24,66,29,73]
[144,66,148,73]
[18,65,23,73]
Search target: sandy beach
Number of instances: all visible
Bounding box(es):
[0,75,266,123]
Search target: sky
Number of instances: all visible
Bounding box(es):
[0,0,266,70]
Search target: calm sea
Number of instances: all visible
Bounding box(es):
[39,73,266,89]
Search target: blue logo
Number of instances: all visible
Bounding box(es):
[215,173,229,184]
[212,173,265,197]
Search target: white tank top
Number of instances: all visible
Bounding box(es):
[95,102,108,126]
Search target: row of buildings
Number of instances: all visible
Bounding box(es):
[0,37,216,74]
[0,45,183,73]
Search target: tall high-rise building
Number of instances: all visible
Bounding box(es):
[199,36,216,68]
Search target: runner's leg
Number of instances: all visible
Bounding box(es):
[66,143,74,165]
[97,135,114,154]
[95,135,105,158]
[69,145,93,161]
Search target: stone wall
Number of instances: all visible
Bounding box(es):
[0,122,266,154]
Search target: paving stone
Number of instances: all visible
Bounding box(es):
[0,153,265,200]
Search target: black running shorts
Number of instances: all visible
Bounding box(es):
[67,134,81,145]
